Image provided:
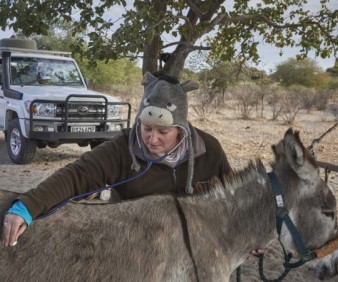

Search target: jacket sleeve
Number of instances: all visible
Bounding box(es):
[17,136,127,218]
[219,147,233,176]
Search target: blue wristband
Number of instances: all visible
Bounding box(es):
[7,200,33,226]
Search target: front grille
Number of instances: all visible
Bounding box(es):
[56,102,106,120]
[29,95,132,139]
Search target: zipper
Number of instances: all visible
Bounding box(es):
[172,168,177,191]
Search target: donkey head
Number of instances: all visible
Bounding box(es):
[272,128,337,256]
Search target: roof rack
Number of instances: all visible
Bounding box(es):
[0,38,71,57]
[0,46,71,57]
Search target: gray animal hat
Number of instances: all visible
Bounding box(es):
[129,72,199,194]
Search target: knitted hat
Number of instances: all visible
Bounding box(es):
[129,72,199,194]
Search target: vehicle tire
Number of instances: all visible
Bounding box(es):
[6,119,37,164]
[0,38,37,50]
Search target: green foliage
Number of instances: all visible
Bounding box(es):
[15,22,142,90]
[271,57,330,88]
[327,79,338,90]
[1,0,337,77]
[15,21,79,52]
[79,57,141,88]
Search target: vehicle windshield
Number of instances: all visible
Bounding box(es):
[10,57,84,86]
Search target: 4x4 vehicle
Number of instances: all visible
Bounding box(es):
[0,38,130,164]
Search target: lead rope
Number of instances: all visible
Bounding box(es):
[235,255,290,282]
[236,255,290,282]
[258,254,290,282]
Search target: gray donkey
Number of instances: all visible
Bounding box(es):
[0,128,337,281]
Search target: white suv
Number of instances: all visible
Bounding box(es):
[0,38,130,164]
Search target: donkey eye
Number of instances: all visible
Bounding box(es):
[167,103,177,112]
[322,209,335,220]
[143,98,150,106]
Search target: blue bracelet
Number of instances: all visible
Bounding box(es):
[7,200,33,226]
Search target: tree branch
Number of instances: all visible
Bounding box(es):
[162,40,211,50]
[308,122,338,156]
[316,160,338,173]
[184,0,202,17]
[213,12,337,44]
[258,14,337,42]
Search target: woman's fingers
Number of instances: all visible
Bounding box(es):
[2,214,26,247]
[251,248,265,256]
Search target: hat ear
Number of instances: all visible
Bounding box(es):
[142,72,157,86]
[181,80,199,93]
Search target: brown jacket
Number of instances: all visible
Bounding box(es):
[18,127,232,218]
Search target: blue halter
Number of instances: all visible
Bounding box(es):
[255,172,317,282]
[267,171,317,268]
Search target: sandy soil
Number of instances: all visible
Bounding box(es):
[0,107,338,281]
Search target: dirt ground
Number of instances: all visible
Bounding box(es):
[0,106,338,281]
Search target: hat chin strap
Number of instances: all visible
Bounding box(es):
[158,126,188,156]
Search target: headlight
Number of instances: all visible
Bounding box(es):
[107,104,122,118]
[25,101,57,117]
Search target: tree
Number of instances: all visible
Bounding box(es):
[271,57,329,88]
[1,0,337,78]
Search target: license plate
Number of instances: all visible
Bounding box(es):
[71,126,96,133]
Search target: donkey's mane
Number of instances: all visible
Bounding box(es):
[194,159,267,198]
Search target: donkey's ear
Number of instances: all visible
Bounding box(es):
[181,80,199,93]
[284,128,305,167]
[284,128,317,179]
[271,140,285,162]
[142,72,157,86]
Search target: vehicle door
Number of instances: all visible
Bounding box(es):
[0,58,6,130]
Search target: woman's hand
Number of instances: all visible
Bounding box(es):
[2,213,27,247]
[251,249,265,256]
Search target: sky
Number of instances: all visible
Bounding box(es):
[240,0,338,73]
[1,0,337,73]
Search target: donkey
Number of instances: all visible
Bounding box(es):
[0,128,337,281]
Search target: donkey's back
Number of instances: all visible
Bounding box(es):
[0,190,228,281]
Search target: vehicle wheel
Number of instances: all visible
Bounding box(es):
[6,119,37,164]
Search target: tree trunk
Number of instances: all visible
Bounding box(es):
[162,44,193,79]
[142,35,161,76]
[142,0,166,76]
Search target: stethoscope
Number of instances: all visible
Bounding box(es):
[35,123,187,220]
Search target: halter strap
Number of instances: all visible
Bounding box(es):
[268,172,317,268]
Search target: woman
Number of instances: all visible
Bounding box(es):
[2,72,232,247]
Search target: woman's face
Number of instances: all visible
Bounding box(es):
[140,123,181,154]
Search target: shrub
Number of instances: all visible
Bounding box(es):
[190,86,217,121]
[230,83,260,119]
[279,88,302,125]
[266,86,284,120]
